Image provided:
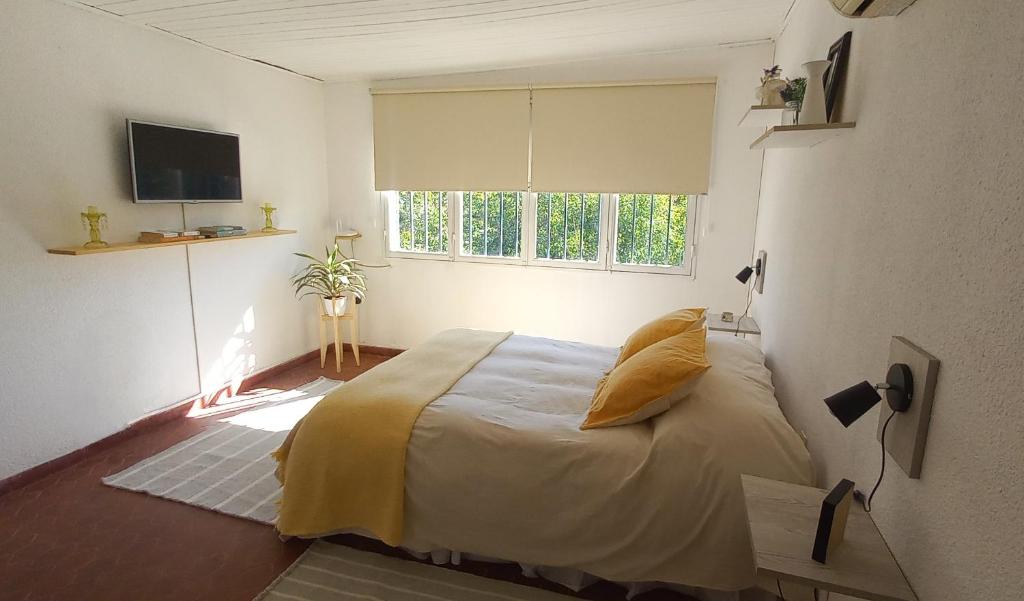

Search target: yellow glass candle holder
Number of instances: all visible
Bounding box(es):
[260,202,278,233]
[80,205,108,248]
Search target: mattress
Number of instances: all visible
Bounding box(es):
[396,332,813,593]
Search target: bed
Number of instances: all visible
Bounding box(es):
[276,331,814,598]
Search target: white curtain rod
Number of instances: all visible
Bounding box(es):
[370,77,716,95]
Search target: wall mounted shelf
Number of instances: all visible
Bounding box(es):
[739,105,793,128]
[47,229,297,256]
[750,123,856,150]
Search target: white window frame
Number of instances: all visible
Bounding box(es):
[526,192,611,271]
[608,193,700,277]
[454,191,528,265]
[383,190,453,261]
[384,190,701,276]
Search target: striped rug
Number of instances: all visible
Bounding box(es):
[257,541,578,601]
[103,377,343,524]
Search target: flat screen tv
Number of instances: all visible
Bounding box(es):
[128,120,242,203]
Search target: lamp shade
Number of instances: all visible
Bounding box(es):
[736,266,754,284]
[824,380,881,427]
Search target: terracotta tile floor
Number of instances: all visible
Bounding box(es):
[0,352,694,601]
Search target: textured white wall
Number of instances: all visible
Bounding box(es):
[752,1,1024,600]
[324,44,771,348]
[0,2,329,479]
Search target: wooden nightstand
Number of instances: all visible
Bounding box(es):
[741,475,916,601]
[707,313,761,335]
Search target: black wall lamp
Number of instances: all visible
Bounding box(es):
[822,363,914,512]
[736,251,766,294]
[824,363,913,427]
[735,257,761,284]
[821,336,940,511]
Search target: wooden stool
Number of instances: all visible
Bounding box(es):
[318,293,360,372]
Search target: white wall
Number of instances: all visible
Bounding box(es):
[0,2,330,479]
[325,44,772,348]
[752,1,1024,600]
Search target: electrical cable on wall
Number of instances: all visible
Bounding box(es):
[861,409,897,513]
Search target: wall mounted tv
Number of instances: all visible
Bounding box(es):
[128,120,242,203]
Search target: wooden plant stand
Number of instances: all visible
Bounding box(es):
[318,294,360,372]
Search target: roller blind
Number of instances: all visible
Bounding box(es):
[531,83,716,194]
[373,89,530,191]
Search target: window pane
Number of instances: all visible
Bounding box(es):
[394,191,448,254]
[461,191,522,257]
[534,192,601,262]
[615,194,688,267]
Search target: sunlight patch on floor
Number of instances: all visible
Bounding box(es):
[220,393,326,432]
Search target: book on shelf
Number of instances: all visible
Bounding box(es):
[202,229,248,238]
[140,229,202,237]
[138,233,200,243]
[197,225,245,233]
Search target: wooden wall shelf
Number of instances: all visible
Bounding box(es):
[739,105,792,128]
[47,229,297,256]
[750,123,856,150]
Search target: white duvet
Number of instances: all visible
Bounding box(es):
[399,333,813,592]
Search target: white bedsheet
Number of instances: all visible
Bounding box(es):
[400,333,813,593]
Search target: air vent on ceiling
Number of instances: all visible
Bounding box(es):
[831,0,919,18]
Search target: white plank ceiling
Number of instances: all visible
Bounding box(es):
[76,0,794,81]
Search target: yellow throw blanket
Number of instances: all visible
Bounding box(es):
[273,328,511,544]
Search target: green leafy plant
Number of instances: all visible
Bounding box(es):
[781,77,807,106]
[291,244,367,301]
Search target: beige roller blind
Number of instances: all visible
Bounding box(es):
[531,83,717,194]
[373,89,530,191]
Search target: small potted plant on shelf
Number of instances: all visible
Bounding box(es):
[291,243,367,317]
[781,77,807,123]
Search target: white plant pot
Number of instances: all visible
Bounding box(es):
[801,60,831,125]
[322,296,348,317]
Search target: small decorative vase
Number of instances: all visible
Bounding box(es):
[785,100,801,125]
[757,78,788,106]
[800,60,831,125]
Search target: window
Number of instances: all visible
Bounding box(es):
[534,193,602,262]
[386,190,698,274]
[613,194,690,269]
[389,191,449,255]
[461,191,523,258]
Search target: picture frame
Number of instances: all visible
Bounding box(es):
[812,479,855,563]
[823,31,853,123]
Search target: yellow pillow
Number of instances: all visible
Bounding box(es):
[615,307,706,367]
[582,327,711,430]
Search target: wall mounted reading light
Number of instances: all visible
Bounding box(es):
[736,250,767,293]
[824,363,913,427]
[822,337,940,511]
[736,264,755,284]
[735,260,759,284]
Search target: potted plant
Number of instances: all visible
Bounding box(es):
[291,244,367,317]
[781,77,807,123]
